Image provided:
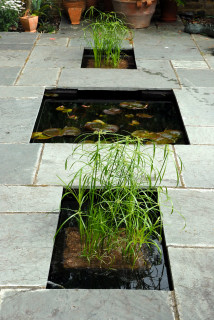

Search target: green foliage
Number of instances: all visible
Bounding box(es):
[83,7,133,68]
[0,0,23,31]
[56,133,182,267]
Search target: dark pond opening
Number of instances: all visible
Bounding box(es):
[81,48,137,69]
[31,89,189,144]
[46,189,173,290]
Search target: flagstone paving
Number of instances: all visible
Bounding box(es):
[0,16,214,320]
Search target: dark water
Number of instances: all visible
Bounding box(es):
[46,190,171,290]
[31,89,189,144]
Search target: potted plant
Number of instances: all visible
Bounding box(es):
[160,0,185,22]
[63,0,86,25]
[20,0,41,32]
[0,0,24,31]
[83,7,133,68]
[112,0,158,28]
[55,132,182,269]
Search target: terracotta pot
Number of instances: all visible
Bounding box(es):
[103,0,114,12]
[86,0,98,9]
[112,0,158,28]
[160,0,177,22]
[63,0,86,24]
[20,15,38,32]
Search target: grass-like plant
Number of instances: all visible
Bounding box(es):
[56,133,182,267]
[83,7,133,68]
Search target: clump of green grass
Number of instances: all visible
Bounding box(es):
[83,7,133,68]
[56,133,182,267]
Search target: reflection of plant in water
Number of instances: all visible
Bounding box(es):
[55,133,182,268]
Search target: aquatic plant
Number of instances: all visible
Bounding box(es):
[83,7,133,68]
[56,133,182,267]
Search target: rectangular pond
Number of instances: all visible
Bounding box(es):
[31,89,189,144]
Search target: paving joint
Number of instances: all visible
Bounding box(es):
[170,291,180,320]
[33,144,45,185]
[191,34,211,69]
[14,34,41,85]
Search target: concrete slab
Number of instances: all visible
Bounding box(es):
[192,34,214,56]
[0,50,29,67]
[36,35,69,46]
[58,68,180,89]
[0,186,62,213]
[185,126,214,145]
[162,189,214,246]
[36,144,180,187]
[0,144,42,185]
[24,46,83,69]
[0,67,20,85]
[0,44,34,50]
[0,213,58,287]
[171,60,209,69]
[0,289,174,320]
[174,145,214,188]
[0,32,38,44]
[16,68,61,87]
[168,247,214,320]
[176,69,214,87]
[0,86,45,99]
[174,88,214,126]
[136,60,177,85]
[0,98,42,143]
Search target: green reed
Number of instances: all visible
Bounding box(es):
[83,7,133,68]
[56,133,182,267]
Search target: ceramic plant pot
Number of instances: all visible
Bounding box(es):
[160,0,177,22]
[112,0,158,28]
[20,15,39,32]
[63,0,86,24]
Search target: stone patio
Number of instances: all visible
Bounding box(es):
[0,16,214,319]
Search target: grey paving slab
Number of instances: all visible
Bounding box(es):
[0,32,38,44]
[0,289,174,320]
[171,60,209,69]
[0,144,42,185]
[136,60,178,85]
[176,69,214,87]
[0,98,42,143]
[16,68,61,86]
[58,68,180,89]
[174,88,214,127]
[0,67,20,85]
[36,35,69,46]
[134,31,203,60]
[0,86,45,99]
[0,213,58,287]
[185,126,214,145]
[24,46,83,69]
[0,186,62,213]
[36,144,180,187]
[0,44,34,50]
[0,50,29,67]
[162,189,214,246]
[168,247,214,320]
[192,34,214,55]
[174,145,214,188]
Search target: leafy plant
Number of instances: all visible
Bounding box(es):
[0,0,23,31]
[83,7,133,68]
[56,133,182,267]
